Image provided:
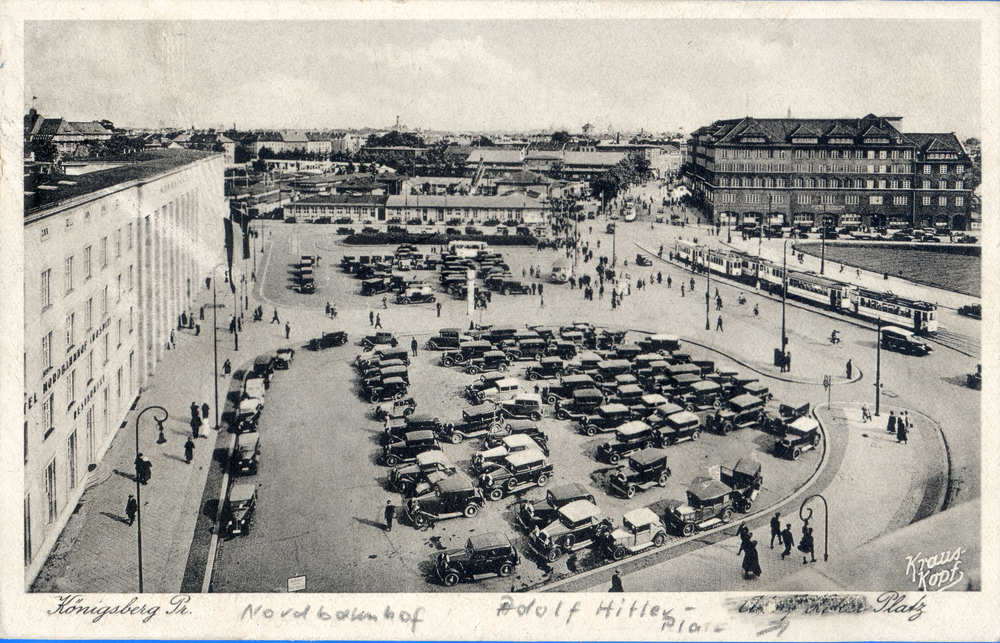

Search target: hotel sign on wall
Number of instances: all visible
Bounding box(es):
[24,316,111,414]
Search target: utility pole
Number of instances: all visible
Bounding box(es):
[875,319,882,416]
[705,249,711,331]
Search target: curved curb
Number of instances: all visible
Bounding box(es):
[534,406,833,593]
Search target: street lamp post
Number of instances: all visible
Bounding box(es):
[780,238,790,366]
[820,207,827,275]
[211,262,230,431]
[134,405,168,592]
[705,249,712,331]
[799,494,830,562]
[726,212,732,244]
[875,319,882,417]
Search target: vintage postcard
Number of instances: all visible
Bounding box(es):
[1,1,997,640]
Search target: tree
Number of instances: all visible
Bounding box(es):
[472,135,494,147]
[30,140,58,163]
[551,131,571,145]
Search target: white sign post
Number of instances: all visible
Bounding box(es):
[287,575,306,592]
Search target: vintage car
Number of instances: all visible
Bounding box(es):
[606,384,646,412]
[308,330,348,351]
[578,403,633,436]
[404,475,486,528]
[496,393,545,422]
[363,376,408,404]
[645,401,686,427]
[230,432,260,476]
[958,303,981,320]
[761,401,811,435]
[707,394,765,434]
[774,416,822,460]
[363,363,410,386]
[478,450,554,500]
[740,380,772,401]
[608,449,671,498]
[517,483,597,531]
[361,331,399,351]
[635,253,653,267]
[611,345,641,362]
[665,477,736,536]
[527,500,609,562]
[221,483,257,537]
[474,377,521,404]
[486,277,532,295]
[234,398,262,433]
[441,340,494,367]
[356,348,409,368]
[654,410,702,447]
[599,507,668,560]
[501,338,550,361]
[274,348,295,369]
[244,375,266,402]
[543,374,599,404]
[597,421,657,464]
[637,394,671,416]
[637,333,682,355]
[881,326,933,356]
[554,388,607,421]
[436,533,521,586]
[389,451,458,497]
[360,278,392,297]
[525,357,566,381]
[460,404,506,429]
[544,339,578,360]
[424,328,470,351]
[383,414,446,445]
[381,430,442,467]
[677,380,724,413]
[660,372,703,399]
[482,419,548,447]
[373,397,417,421]
[472,433,548,472]
[466,350,511,375]
[589,359,633,384]
[464,372,508,398]
[395,284,437,305]
[720,458,763,513]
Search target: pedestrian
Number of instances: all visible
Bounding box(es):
[609,571,624,592]
[531,283,537,296]
[375,314,382,329]
[529,266,535,277]
[739,535,762,579]
[325,302,330,315]
[202,402,210,420]
[222,358,231,375]
[382,296,388,309]
[887,411,897,434]
[770,512,781,549]
[846,359,853,379]
[540,295,544,308]
[857,268,862,278]
[667,275,672,288]
[599,285,605,299]
[681,284,685,297]
[538,283,543,297]
[283,321,290,340]
[737,521,751,545]
[716,315,724,332]
[436,301,442,317]
[657,271,662,284]
[785,351,792,372]
[384,500,395,532]
[199,305,205,321]
[125,494,138,526]
[369,310,374,326]
[690,277,695,291]
[184,436,195,463]
[190,401,200,422]
[181,311,188,328]
[195,324,200,336]
[190,414,201,439]
[898,413,909,444]
[411,337,419,357]
[170,330,176,349]
[799,527,816,564]
[861,402,871,423]
[780,524,794,559]
[716,296,723,311]
[271,308,280,323]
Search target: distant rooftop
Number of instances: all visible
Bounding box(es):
[25,148,217,219]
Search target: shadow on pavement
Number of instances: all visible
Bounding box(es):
[353,516,386,531]
[113,469,138,483]
[100,511,130,525]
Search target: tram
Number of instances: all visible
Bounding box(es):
[850,288,938,333]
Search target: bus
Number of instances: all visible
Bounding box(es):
[448,240,489,258]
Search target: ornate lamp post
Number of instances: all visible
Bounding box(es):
[134,405,168,592]
[705,249,712,331]
[799,494,830,562]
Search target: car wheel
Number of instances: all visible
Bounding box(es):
[534,353,543,361]
[413,514,428,528]
[593,374,605,383]
[530,412,541,421]
[498,363,507,372]
[385,455,399,467]
[626,484,637,499]
[428,296,436,303]
[742,499,753,513]
[498,562,514,577]
[653,532,666,547]
[684,403,695,413]
[507,478,519,492]
[723,421,734,434]
[443,357,454,367]
[682,523,695,537]
[691,430,701,441]
[469,366,480,374]
[792,447,802,460]
[404,407,415,417]
[528,372,539,381]
[548,395,560,406]
[609,453,620,464]
[713,398,722,409]
[658,472,669,486]
[612,546,627,561]
[586,426,597,437]
[721,508,734,523]
[556,409,568,420]
[812,433,821,447]
[442,571,460,586]
[536,474,549,487]
[545,548,560,563]
[394,392,404,401]
[464,504,480,518]
[503,287,512,296]
[489,487,504,501]
[563,534,576,549]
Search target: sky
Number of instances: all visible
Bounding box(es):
[24,19,982,137]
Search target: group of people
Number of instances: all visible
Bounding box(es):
[886,410,910,444]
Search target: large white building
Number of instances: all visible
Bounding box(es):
[22,149,227,586]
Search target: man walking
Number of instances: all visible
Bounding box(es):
[271,308,280,324]
[190,414,201,439]
[375,314,382,329]
[285,322,290,339]
[861,402,871,423]
[382,296,388,309]
[609,571,624,592]
[411,337,419,357]
[846,359,853,379]
[887,411,897,434]
[770,512,781,549]
[716,315,724,332]
[384,500,395,532]
[897,414,909,444]
[436,302,442,317]
[202,402,210,420]
[126,494,138,526]
[184,436,195,464]
[369,310,374,326]
[800,527,816,564]
[780,524,794,559]
[190,402,200,423]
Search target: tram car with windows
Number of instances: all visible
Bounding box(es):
[849,288,938,334]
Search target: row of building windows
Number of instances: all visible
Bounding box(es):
[712,193,964,207]
[717,148,919,161]
[718,177,967,191]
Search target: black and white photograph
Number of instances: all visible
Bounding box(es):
[1,1,997,640]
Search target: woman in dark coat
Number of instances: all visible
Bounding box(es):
[739,537,762,579]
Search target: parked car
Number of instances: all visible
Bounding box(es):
[597,421,657,464]
[221,483,257,537]
[635,254,652,267]
[774,416,822,460]
[676,380,724,413]
[554,388,607,421]
[404,475,486,528]
[502,338,549,361]
[761,401,810,435]
[608,449,671,498]
[356,348,409,368]
[395,284,437,305]
[478,450,554,500]
[719,458,763,513]
[527,500,609,562]
[373,397,417,421]
[466,350,511,375]
[472,433,548,472]
[525,356,566,381]
[496,393,545,422]
[383,414,446,445]
[381,430,442,467]
[230,432,260,476]
[361,331,399,351]
[599,507,668,560]
[363,376,408,404]
[389,450,458,497]
[653,410,702,447]
[436,533,521,586]
[637,334,682,355]
[708,394,765,434]
[578,403,633,436]
[517,483,597,531]
[958,304,981,320]
[474,377,521,404]
[442,340,494,367]
[664,477,736,536]
[483,419,548,448]
[544,339,579,360]
[234,399,262,433]
[589,359,634,384]
[464,372,510,401]
[544,374,598,405]
[425,328,470,350]
[881,326,933,356]
[486,277,532,295]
